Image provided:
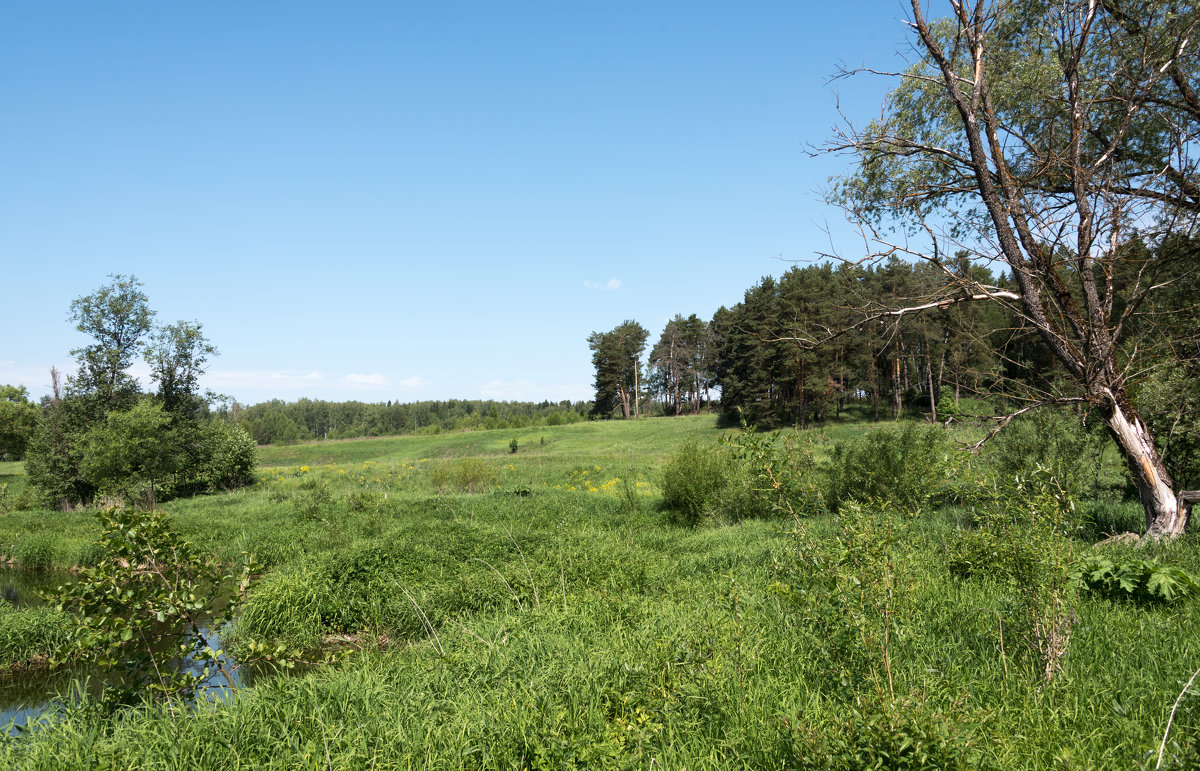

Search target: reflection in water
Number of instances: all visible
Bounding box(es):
[1,623,252,735]
[1,569,260,735]
[0,568,61,609]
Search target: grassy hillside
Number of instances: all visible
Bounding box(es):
[1,415,1198,768]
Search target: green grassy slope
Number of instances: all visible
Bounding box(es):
[0,415,1197,768]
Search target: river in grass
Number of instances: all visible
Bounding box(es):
[0,568,250,735]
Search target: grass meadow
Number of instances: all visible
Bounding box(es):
[1,414,1199,768]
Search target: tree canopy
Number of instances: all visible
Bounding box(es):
[588,321,650,419]
[823,0,1199,536]
[25,276,255,508]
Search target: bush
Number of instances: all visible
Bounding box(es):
[429,458,498,494]
[53,506,263,704]
[982,408,1105,499]
[293,480,335,523]
[347,490,383,513]
[786,693,984,770]
[660,441,735,526]
[944,469,1081,681]
[724,430,826,519]
[198,420,258,490]
[827,423,954,511]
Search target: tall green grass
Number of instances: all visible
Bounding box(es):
[0,415,1197,767]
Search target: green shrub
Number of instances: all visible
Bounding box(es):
[772,502,912,695]
[785,693,984,770]
[198,420,258,490]
[982,409,1105,499]
[827,423,954,511]
[429,457,498,493]
[293,480,335,522]
[944,469,1081,680]
[53,506,264,704]
[724,429,826,519]
[266,485,291,503]
[660,440,733,526]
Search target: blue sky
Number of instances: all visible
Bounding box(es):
[2,1,915,405]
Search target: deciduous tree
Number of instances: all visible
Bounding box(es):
[827,0,1199,536]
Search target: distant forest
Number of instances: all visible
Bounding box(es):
[221,398,592,445]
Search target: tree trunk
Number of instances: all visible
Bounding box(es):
[891,357,902,418]
[926,353,936,423]
[634,366,640,419]
[1100,390,1185,537]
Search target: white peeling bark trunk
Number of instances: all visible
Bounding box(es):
[1102,392,1185,537]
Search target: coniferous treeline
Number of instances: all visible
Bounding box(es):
[595,258,1067,427]
[223,398,591,445]
[709,258,1030,428]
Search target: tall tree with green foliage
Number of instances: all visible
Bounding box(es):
[24,276,255,508]
[827,0,1199,536]
[588,321,649,419]
[66,274,155,414]
[0,385,39,461]
[145,320,217,418]
[648,314,714,416]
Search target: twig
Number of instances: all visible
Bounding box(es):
[472,558,524,611]
[395,583,444,656]
[1157,664,1200,768]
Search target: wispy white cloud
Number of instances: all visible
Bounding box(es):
[395,376,428,389]
[342,373,387,388]
[205,370,326,390]
[584,278,622,291]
